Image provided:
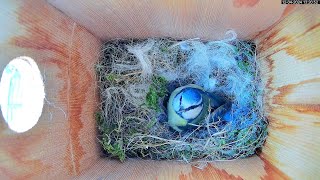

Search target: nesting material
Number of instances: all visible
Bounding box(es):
[96,33,268,162]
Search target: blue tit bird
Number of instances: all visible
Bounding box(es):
[167,84,228,132]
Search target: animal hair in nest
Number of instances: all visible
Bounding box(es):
[96,32,268,163]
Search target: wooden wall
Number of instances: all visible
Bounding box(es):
[256,5,320,180]
[0,0,101,179]
[47,0,287,40]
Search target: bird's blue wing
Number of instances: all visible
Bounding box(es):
[206,92,228,108]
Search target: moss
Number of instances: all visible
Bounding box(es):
[106,73,118,83]
[96,112,106,132]
[237,60,250,73]
[160,46,168,52]
[145,76,168,111]
[237,127,258,148]
[146,87,159,110]
[95,112,103,125]
[101,140,125,162]
[178,145,195,161]
[146,118,157,129]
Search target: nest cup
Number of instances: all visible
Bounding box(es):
[96,34,268,162]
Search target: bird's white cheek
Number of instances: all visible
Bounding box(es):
[181,104,203,120]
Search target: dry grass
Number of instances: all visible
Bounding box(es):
[96,37,268,162]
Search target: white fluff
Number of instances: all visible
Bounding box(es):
[127,40,155,78]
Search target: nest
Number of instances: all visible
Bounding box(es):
[96,33,268,163]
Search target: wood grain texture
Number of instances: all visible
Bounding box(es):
[77,157,258,180]
[77,155,291,180]
[47,0,286,40]
[256,5,320,180]
[0,0,101,179]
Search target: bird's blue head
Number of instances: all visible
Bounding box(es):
[172,87,203,121]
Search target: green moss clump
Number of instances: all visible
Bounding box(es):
[106,73,116,81]
[146,118,157,129]
[105,73,119,84]
[100,139,125,162]
[95,112,105,132]
[145,76,168,111]
[237,60,250,73]
[96,111,126,161]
